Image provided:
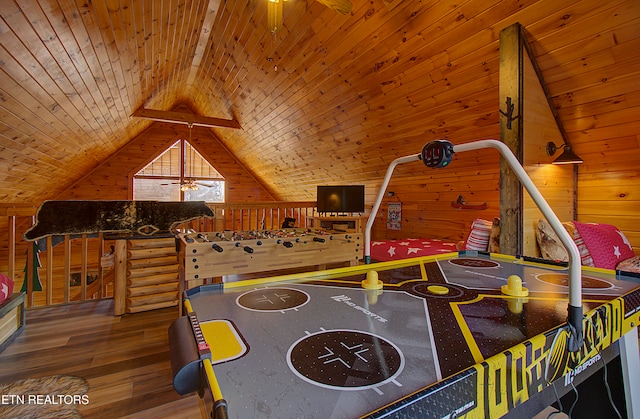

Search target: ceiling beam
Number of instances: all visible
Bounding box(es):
[187,0,222,87]
[131,107,241,129]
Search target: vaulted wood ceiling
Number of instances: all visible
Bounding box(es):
[1,0,639,204]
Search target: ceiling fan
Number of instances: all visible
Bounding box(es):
[268,0,353,34]
[161,178,212,191]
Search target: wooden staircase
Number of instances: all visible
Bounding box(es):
[121,237,180,314]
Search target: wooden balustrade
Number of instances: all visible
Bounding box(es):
[0,201,316,310]
[175,201,316,232]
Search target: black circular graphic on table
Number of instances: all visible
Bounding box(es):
[236,287,309,312]
[536,273,612,289]
[287,330,404,390]
[450,258,499,268]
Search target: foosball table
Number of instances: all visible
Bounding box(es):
[177,228,363,288]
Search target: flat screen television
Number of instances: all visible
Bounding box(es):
[316,185,365,214]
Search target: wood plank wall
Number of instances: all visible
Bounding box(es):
[0,1,638,266]
[521,31,575,258]
[56,120,276,203]
[578,150,640,254]
[368,150,501,243]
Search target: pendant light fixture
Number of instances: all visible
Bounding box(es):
[268,0,284,34]
[181,123,199,191]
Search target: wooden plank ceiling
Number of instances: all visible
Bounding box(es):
[0,0,638,204]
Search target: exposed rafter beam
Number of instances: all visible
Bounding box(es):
[132,107,241,129]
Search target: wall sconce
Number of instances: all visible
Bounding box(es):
[546,142,583,165]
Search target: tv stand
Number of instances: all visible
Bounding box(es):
[307,215,365,234]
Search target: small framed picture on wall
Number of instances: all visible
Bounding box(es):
[387,202,401,230]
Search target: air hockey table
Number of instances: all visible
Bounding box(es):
[168,251,640,419]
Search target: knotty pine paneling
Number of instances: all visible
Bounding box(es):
[577,146,640,254]
[522,49,575,258]
[1,0,639,256]
[369,153,501,242]
[56,121,276,203]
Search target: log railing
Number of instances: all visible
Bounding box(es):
[0,201,316,309]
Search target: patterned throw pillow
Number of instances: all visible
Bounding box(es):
[617,255,640,273]
[573,222,635,270]
[536,218,569,261]
[535,219,594,266]
[463,218,493,251]
[571,226,594,267]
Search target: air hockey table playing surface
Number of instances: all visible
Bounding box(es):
[181,251,640,418]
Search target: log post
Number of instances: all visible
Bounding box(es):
[499,23,524,255]
[113,239,128,315]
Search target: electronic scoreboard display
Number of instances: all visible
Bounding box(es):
[420,140,454,168]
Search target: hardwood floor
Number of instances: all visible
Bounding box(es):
[0,299,201,418]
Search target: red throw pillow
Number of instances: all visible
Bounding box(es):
[573,222,635,270]
[0,273,14,304]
